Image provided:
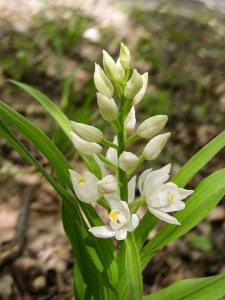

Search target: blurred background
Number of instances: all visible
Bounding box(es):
[0,0,225,298]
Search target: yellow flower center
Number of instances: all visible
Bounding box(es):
[168,192,174,202]
[109,209,126,224]
[77,177,85,184]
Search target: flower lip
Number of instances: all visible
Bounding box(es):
[109,209,127,224]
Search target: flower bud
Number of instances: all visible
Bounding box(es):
[137,115,168,139]
[116,59,125,81]
[124,106,136,132]
[120,43,131,70]
[94,64,114,98]
[106,136,118,165]
[103,50,118,81]
[119,151,138,171]
[70,132,102,156]
[134,72,148,105]
[124,69,143,100]
[71,121,103,143]
[97,93,118,122]
[143,133,170,161]
[97,175,119,194]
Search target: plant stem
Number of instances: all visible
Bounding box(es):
[117,93,128,202]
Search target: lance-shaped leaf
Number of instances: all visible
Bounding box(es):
[9,80,72,136]
[143,272,225,300]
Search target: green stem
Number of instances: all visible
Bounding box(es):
[101,138,118,150]
[125,134,139,145]
[117,94,128,202]
[98,154,117,170]
[127,155,145,176]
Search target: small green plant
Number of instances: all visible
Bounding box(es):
[1,44,225,299]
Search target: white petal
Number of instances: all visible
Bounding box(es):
[75,184,99,203]
[104,193,120,208]
[93,154,107,177]
[119,151,138,171]
[97,175,119,194]
[128,176,136,203]
[128,214,139,231]
[119,201,130,216]
[70,132,102,156]
[134,72,148,105]
[138,168,152,195]
[89,226,116,238]
[115,228,128,240]
[143,164,171,196]
[110,220,123,230]
[148,207,180,225]
[106,136,118,165]
[161,201,185,212]
[71,121,103,142]
[124,107,136,132]
[84,172,99,185]
[69,169,81,182]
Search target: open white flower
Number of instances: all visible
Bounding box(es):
[69,169,100,203]
[89,200,139,240]
[138,164,194,225]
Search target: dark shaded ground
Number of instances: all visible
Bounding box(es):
[0,1,225,299]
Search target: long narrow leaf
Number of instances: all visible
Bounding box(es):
[172,130,225,187]
[9,80,72,137]
[0,121,118,296]
[125,233,143,300]
[143,273,225,300]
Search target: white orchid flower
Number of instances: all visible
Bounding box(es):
[89,200,139,240]
[69,169,100,203]
[138,164,194,225]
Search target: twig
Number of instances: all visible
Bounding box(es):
[0,187,32,271]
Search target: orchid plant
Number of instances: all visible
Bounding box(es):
[1,44,225,300]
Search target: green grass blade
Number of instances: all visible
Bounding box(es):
[140,168,225,270]
[172,130,225,187]
[143,273,225,300]
[9,80,72,137]
[125,233,143,300]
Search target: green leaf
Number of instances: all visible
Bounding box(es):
[140,168,225,270]
[0,105,117,278]
[0,120,118,296]
[9,80,72,137]
[143,273,225,300]
[0,100,72,188]
[134,211,157,250]
[125,233,143,300]
[172,130,225,187]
